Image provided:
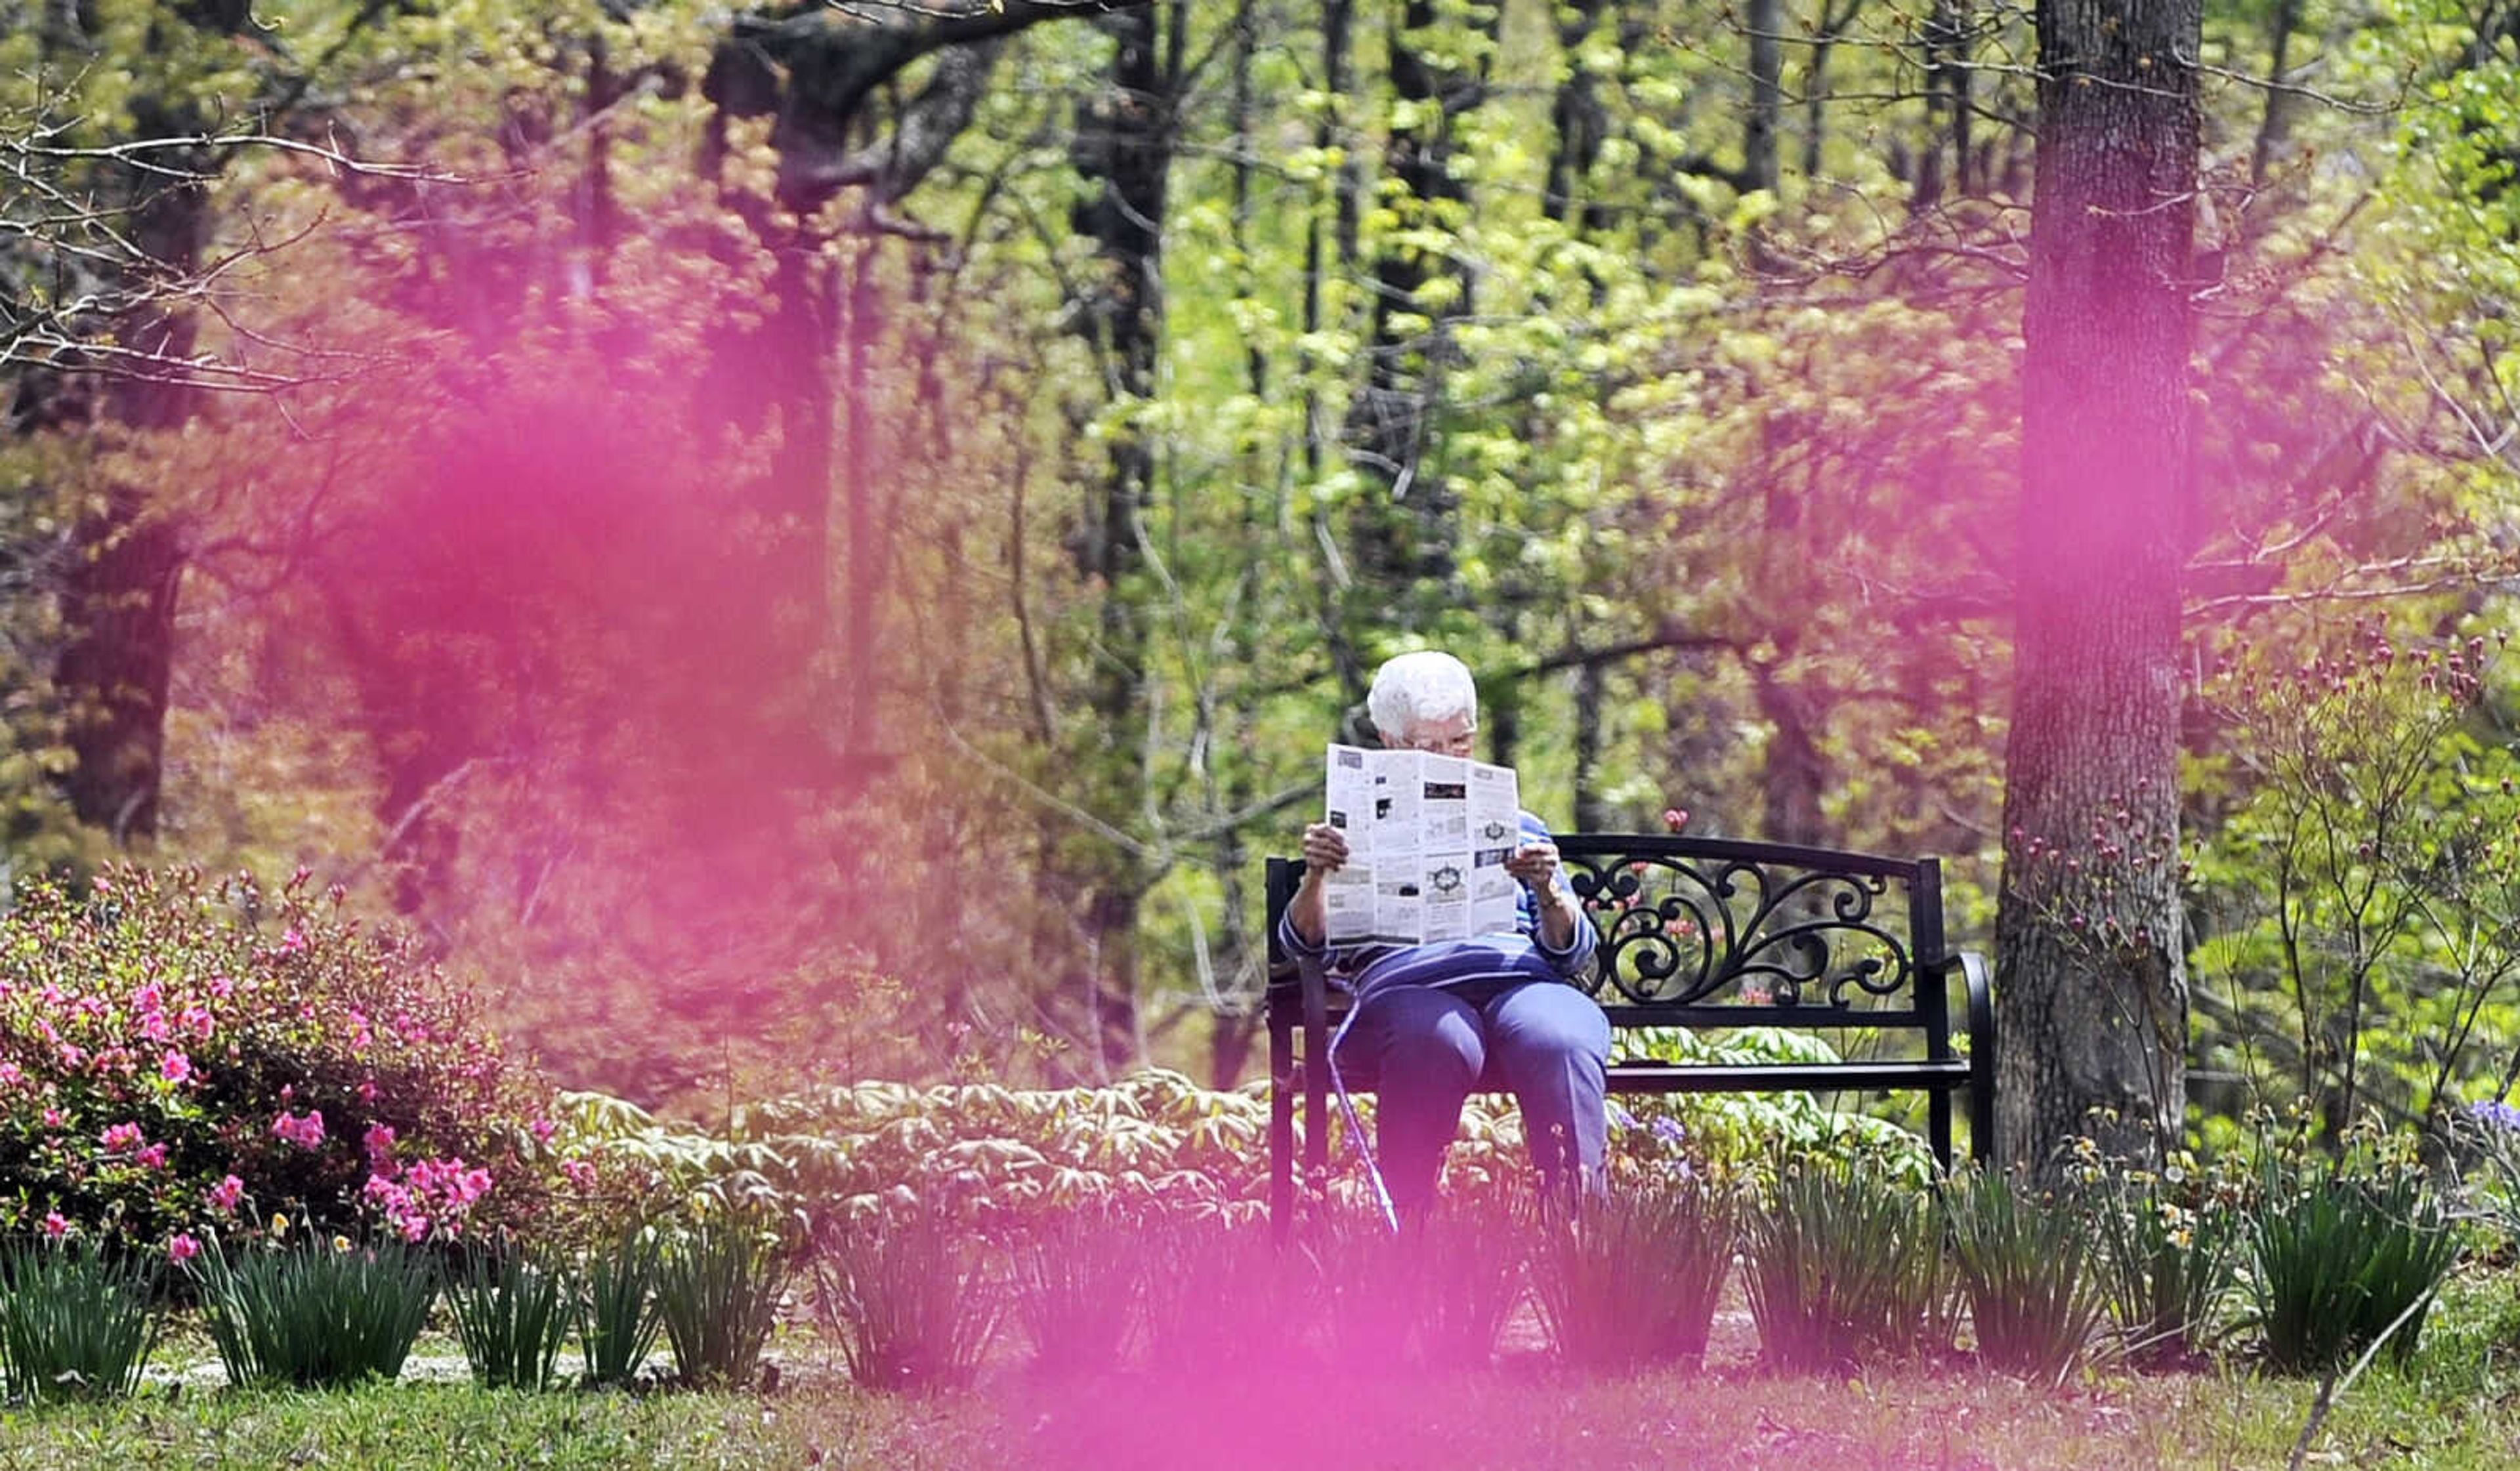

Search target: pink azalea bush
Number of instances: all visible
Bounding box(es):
[0,863,555,1247]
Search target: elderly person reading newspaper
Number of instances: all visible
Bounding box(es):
[1280,651,1608,1218]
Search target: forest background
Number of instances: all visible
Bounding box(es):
[3,0,2516,1158]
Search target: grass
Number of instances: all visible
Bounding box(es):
[5,1359,2520,1470]
[6,1272,2520,1468]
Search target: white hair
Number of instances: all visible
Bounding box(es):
[1366,651,1477,739]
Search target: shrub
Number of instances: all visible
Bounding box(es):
[193,1232,438,1388]
[654,1205,793,1390]
[446,1240,574,1390]
[579,1225,667,1388]
[1530,1176,1735,1372]
[1396,1193,1532,1371]
[2076,1149,2244,1368]
[2249,1154,2460,1374]
[1139,1208,1307,1365]
[1743,1149,1953,1370]
[1944,1168,2109,1380]
[1005,1199,1141,1374]
[0,1236,161,1401]
[0,864,555,1250]
[812,1198,1002,1392]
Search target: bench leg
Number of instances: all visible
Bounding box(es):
[1930,1090,1954,1176]
[1269,1022,1293,1243]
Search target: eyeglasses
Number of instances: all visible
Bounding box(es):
[1395,723,1478,756]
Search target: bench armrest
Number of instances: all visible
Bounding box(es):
[1937,949,1996,1165]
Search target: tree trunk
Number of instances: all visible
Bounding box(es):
[1746,0,1782,197]
[1345,0,1500,605]
[1995,0,2199,1171]
[1064,2,1179,1076]
[53,112,215,842]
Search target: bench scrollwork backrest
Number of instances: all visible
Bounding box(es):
[1556,836,1939,1011]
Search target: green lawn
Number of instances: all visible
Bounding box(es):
[0,1363,2515,1470]
[7,1274,2520,1470]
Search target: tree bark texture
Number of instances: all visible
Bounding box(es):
[53,106,215,842]
[1996,0,2200,1169]
[1345,0,1499,604]
[1064,3,1178,1077]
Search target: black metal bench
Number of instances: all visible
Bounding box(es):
[1264,834,1996,1222]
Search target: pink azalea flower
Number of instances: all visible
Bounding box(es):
[135,1143,168,1170]
[41,1212,67,1241]
[398,1212,430,1241]
[161,1050,192,1085]
[168,1232,200,1264]
[41,1108,64,1129]
[100,1121,143,1153]
[355,1080,377,1105]
[529,1117,555,1144]
[58,1043,85,1069]
[0,1062,20,1088]
[207,1174,245,1212]
[271,1109,326,1149]
[278,927,307,955]
[363,1123,397,1169]
[208,976,234,1001]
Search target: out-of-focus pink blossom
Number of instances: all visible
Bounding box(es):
[41,1108,63,1129]
[0,1062,20,1088]
[161,1050,193,1085]
[208,976,234,1001]
[271,1109,326,1149]
[58,1044,85,1069]
[278,927,308,955]
[559,1158,596,1189]
[100,1121,143,1153]
[135,1143,168,1170]
[168,1232,200,1264]
[41,1212,67,1240]
[363,1123,398,1169]
[529,1117,555,1144]
[207,1174,245,1212]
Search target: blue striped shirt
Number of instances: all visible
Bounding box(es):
[1279,810,1599,999]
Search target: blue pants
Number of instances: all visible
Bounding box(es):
[1339,979,1610,1214]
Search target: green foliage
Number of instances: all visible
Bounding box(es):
[1605,1027,1942,1183]
[653,1205,792,1391]
[812,1197,1003,1394]
[578,1226,668,1390]
[1742,1147,1954,1371]
[1528,1176,1736,1372]
[0,1235,160,1402]
[1943,1168,2109,1380]
[1003,1199,1140,1375]
[2071,1146,2246,1368]
[0,863,553,1247]
[445,1240,574,1391]
[2246,1140,2461,1374]
[192,1232,438,1389]
[2185,629,2520,1134]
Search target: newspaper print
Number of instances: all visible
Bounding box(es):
[1322,744,1522,945]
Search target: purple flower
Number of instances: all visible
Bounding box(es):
[1605,1102,1641,1132]
[2468,1098,2520,1131]
[1652,1116,1687,1148]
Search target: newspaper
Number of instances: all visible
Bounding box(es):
[1321,744,1524,945]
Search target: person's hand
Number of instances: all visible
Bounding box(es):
[1301,821,1351,875]
[1505,839,1565,898]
